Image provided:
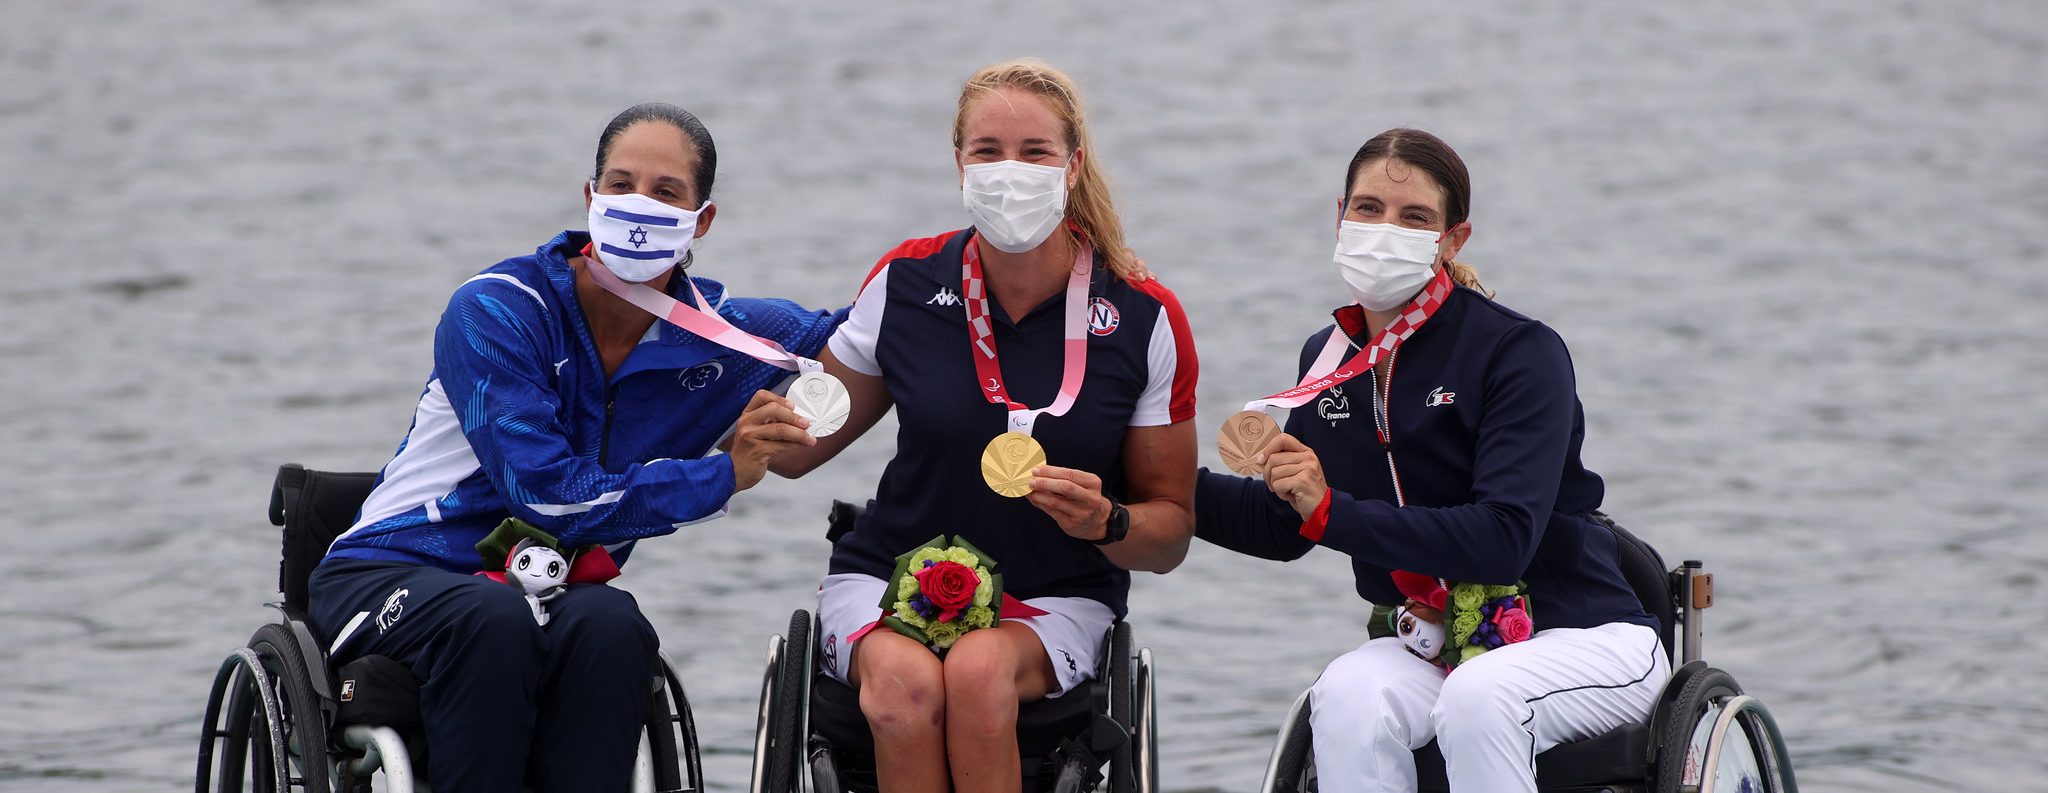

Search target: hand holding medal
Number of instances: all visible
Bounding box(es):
[1220,268,1455,483]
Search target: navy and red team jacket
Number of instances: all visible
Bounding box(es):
[827,230,1197,618]
[1195,286,1655,634]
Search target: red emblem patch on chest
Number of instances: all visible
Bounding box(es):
[1087,297,1120,337]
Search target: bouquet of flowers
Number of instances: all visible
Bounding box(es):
[1446,582,1533,667]
[1389,571,1534,669]
[876,535,1004,651]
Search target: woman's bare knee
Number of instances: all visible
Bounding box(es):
[855,633,946,736]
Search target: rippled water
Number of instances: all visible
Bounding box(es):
[3,1,2044,790]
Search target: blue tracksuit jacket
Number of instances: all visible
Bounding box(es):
[325,231,844,573]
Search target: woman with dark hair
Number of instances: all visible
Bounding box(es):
[306,102,837,792]
[1195,128,1666,793]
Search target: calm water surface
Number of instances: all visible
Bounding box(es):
[3,2,2044,790]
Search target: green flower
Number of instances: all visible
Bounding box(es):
[893,603,929,630]
[1485,583,1521,600]
[964,606,995,629]
[942,547,980,567]
[925,619,966,649]
[973,567,995,606]
[1451,611,1481,646]
[897,574,920,601]
[1451,585,1486,614]
[911,547,946,567]
[1459,644,1488,666]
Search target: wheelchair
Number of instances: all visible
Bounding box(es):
[747,502,1156,793]
[1255,516,1797,793]
[194,464,705,792]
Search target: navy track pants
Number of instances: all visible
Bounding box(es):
[308,558,658,793]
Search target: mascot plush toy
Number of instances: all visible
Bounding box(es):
[1394,603,1446,662]
[1389,570,1451,663]
[473,518,623,627]
[506,538,569,626]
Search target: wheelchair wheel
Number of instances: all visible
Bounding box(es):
[1257,690,1314,793]
[198,624,332,792]
[647,652,704,793]
[1106,622,1135,793]
[1132,647,1157,793]
[755,609,811,793]
[1653,665,1796,793]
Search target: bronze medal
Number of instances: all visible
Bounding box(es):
[980,431,1046,498]
[1217,410,1281,476]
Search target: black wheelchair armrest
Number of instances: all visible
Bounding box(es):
[824,499,866,544]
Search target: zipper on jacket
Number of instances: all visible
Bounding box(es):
[599,390,618,468]
[1369,348,1406,506]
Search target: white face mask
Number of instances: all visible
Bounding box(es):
[961,160,1068,254]
[586,184,710,283]
[1333,221,1442,310]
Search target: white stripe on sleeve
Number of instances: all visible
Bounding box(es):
[525,488,626,517]
[826,266,889,377]
[1130,306,1178,426]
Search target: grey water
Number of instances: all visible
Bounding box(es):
[2,1,2043,790]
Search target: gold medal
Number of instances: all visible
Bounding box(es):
[980,431,1046,498]
[1217,410,1281,476]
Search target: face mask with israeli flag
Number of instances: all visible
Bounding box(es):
[586,184,710,283]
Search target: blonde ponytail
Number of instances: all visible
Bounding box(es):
[1448,259,1492,298]
[953,59,1136,280]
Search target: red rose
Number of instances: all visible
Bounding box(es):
[1492,606,1533,644]
[914,561,981,622]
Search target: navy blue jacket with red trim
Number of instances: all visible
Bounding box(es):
[1195,286,1654,633]
[827,230,1197,618]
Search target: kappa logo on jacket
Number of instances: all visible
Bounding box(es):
[927,287,961,306]
[1318,386,1352,422]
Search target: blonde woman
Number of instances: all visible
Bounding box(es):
[769,59,1198,792]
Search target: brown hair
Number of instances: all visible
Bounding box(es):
[1344,128,1490,297]
[952,59,1136,280]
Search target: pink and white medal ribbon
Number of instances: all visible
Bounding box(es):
[1216,266,1454,475]
[583,249,849,437]
[962,236,1094,497]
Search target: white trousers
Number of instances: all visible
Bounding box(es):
[1308,621,1669,793]
[814,573,1114,699]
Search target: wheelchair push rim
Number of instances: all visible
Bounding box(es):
[196,631,329,793]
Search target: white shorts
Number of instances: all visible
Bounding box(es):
[815,572,1113,699]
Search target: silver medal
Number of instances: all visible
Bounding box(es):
[789,371,850,438]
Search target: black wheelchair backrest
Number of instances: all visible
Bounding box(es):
[269,464,380,613]
[1593,513,1677,660]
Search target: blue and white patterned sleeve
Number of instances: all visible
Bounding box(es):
[433,277,739,547]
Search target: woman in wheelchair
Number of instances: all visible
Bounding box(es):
[305,103,837,793]
[763,59,1198,793]
[1194,129,1669,793]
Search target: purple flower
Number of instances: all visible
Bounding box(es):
[908,593,939,620]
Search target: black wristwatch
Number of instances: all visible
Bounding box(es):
[1092,500,1130,545]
